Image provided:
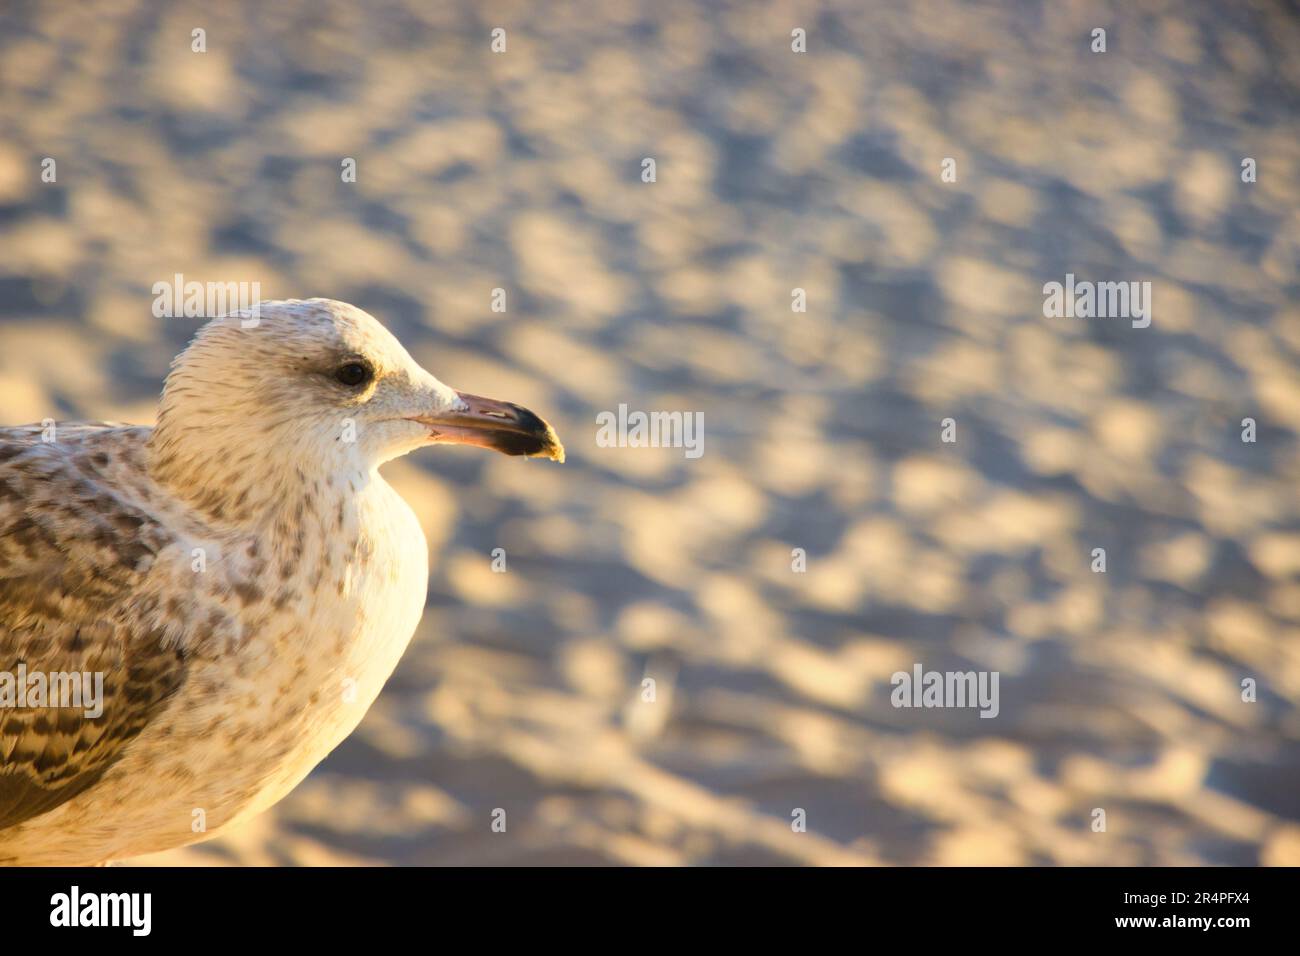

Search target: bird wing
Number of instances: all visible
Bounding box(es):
[0,424,188,832]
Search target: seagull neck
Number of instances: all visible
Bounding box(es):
[146,424,369,532]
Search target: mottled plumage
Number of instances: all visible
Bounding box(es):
[0,299,562,865]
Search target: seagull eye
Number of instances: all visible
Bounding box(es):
[334,362,373,387]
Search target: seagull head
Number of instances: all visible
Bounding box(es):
[149,298,563,520]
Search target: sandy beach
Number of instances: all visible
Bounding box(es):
[0,0,1297,865]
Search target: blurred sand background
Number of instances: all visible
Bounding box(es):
[1,0,1298,865]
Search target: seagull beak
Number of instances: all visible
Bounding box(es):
[409,391,565,462]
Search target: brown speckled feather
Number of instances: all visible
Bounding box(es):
[0,424,187,831]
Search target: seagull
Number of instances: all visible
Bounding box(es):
[0,298,564,865]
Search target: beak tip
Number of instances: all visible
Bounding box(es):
[536,427,566,463]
